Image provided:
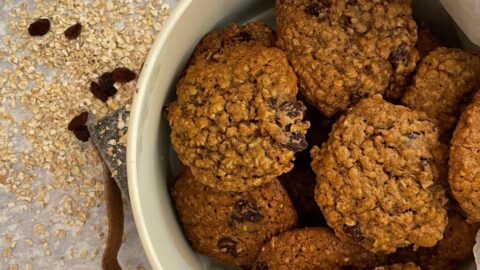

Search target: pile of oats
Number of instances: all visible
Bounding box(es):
[0,0,170,268]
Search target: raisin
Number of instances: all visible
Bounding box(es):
[268,97,278,107]
[340,15,352,28]
[229,199,264,226]
[112,67,136,83]
[389,43,409,68]
[233,31,253,43]
[346,0,358,5]
[304,0,331,17]
[217,237,238,257]
[99,72,115,88]
[73,126,90,142]
[349,92,368,104]
[279,101,306,118]
[68,112,89,131]
[255,262,269,270]
[305,4,321,16]
[104,85,118,97]
[343,224,365,243]
[405,132,422,140]
[64,22,82,40]
[285,132,308,152]
[90,81,108,102]
[99,72,117,97]
[28,18,51,36]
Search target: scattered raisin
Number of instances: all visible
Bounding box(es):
[255,262,269,270]
[64,22,82,40]
[90,81,108,102]
[104,85,118,97]
[68,112,89,131]
[285,132,308,152]
[389,43,409,68]
[112,67,136,83]
[343,224,365,243]
[73,126,91,142]
[230,199,264,225]
[217,237,238,257]
[99,72,115,88]
[28,18,51,36]
[98,72,117,98]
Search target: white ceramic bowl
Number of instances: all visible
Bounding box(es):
[128,0,477,269]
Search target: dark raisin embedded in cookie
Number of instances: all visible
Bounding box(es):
[171,169,297,267]
[311,95,448,253]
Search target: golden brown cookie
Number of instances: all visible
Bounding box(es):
[171,169,297,268]
[449,90,480,223]
[311,95,448,253]
[252,227,386,270]
[373,262,420,270]
[276,0,419,117]
[192,22,276,64]
[168,44,310,191]
[402,48,480,136]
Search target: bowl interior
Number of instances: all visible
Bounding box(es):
[129,0,476,269]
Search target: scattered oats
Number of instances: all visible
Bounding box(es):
[56,229,66,238]
[33,224,46,235]
[1,0,171,265]
[80,249,88,259]
[2,247,13,257]
[9,265,18,270]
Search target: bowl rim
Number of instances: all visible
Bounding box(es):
[127,0,193,269]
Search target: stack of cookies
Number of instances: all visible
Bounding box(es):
[166,1,480,269]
